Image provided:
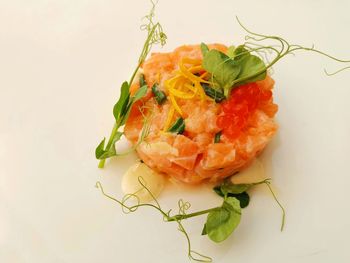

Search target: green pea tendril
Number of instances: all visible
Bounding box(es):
[237,16,350,80]
[95,176,286,262]
[95,178,213,262]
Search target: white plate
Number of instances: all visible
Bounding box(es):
[1,0,350,262]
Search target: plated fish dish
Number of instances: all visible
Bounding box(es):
[125,44,278,184]
[94,3,349,262]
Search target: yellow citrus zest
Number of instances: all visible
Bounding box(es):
[162,58,213,131]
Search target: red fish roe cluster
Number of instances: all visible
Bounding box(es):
[217,83,272,139]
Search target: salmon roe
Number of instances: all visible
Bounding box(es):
[217,83,272,139]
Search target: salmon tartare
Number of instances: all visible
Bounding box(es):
[124,44,278,184]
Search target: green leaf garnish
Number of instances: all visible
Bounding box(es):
[201,84,225,103]
[213,185,250,209]
[200,42,209,56]
[232,192,250,208]
[151,83,167,105]
[204,197,241,243]
[133,85,148,101]
[214,178,286,231]
[94,11,350,261]
[119,84,148,127]
[95,138,106,158]
[214,178,270,197]
[95,132,123,160]
[201,44,266,98]
[231,16,350,91]
[96,174,286,261]
[226,45,236,58]
[96,179,213,262]
[202,49,241,94]
[168,117,185,134]
[96,2,166,168]
[112,81,130,122]
[233,45,266,86]
[220,181,250,195]
[201,17,350,99]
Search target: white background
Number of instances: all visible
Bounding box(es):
[1,0,350,262]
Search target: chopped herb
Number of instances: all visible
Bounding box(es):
[168,117,185,134]
[214,131,222,143]
[201,84,225,102]
[139,73,147,87]
[151,83,167,104]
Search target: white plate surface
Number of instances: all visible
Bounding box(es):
[1,0,350,262]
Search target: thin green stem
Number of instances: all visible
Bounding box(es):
[264,182,286,231]
[177,220,212,262]
[233,16,350,88]
[167,207,219,222]
[95,179,212,262]
[96,2,166,168]
[129,62,143,86]
[129,24,158,85]
[289,46,350,63]
[98,159,106,168]
[98,122,119,168]
[325,66,350,76]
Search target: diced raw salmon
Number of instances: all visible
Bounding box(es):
[123,44,278,184]
[171,135,199,170]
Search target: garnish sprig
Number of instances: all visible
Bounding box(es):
[96,176,285,261]
[236,16,350,85]
[129,1,167,85]
[201,18,350,98]
[96,2,167,168]
[95,178,213,262]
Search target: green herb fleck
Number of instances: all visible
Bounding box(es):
[139,73,147,87]
[168,117,185,134]
[201,84,225,103]
[151,83,167,105]
[214,131,222,143]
